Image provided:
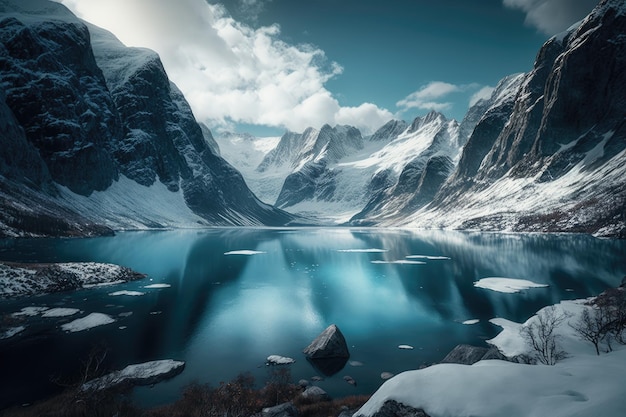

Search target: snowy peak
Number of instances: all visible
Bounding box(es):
[408,110,447,133]
[369,119,409,142]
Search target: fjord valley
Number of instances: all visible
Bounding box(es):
[0,0,625,416]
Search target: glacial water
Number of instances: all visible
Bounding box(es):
[0,228,625,409]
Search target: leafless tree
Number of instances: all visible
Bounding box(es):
[520,305,570,365]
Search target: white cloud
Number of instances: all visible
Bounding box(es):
[57,0,393,134]
[502,0,598,35]
[396,81,461,112]
[397,81,491,114]
[469,86,495,106]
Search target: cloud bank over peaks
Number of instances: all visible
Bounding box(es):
[59,0,393,135]
[397,81,493,115]
[502,0,599,35]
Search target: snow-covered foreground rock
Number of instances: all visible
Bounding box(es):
[356,298,626,417]
[82,359,185,391]
[0,262,145,298]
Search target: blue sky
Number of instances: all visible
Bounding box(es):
[60,0,598,136]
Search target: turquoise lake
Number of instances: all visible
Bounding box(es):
[0,228,625,409]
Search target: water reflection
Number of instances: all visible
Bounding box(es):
[0,228,624,409]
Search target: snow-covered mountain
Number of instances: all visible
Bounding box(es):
[390,0,626,237]
[245,113,469,223]
[214,132,281,204]
[0,0,294,237]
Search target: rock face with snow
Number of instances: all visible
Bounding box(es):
[303,324,350,359]
[0,261,145,298]
[0,0,292,237]
[397,0,626,237]
[350,111,462,225]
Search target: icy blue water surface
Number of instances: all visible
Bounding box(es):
[1,228,625,408]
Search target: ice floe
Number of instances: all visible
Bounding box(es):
[61,313,116,332]
[12,306,49,317]
[398,345,414,350]
[406,255,451,260]
[42,308,80,317]
[224,250,266,255]
[462,319,480,325]
[337,248,388,253]
[143,283,171,289]
[1,326,25,339]
[473,277,548,293]
[109,290,145,296]
[371,260,426,265]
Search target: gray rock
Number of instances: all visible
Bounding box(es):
[481,346,509,361]
[440,344,489,365]
[262,402,297,417]
[356,399,430,417]
[303,324,350,359]
[298,379,309,388]
[301,385,329,401]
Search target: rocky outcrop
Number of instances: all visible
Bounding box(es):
[81,359,185,391]
[301,385,329,401]
[440,344,507,365]
[262,402,298,417]
[357,400,430,417]
[303,324,350,359]
[0,261,145,298]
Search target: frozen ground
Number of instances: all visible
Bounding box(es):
[357,299,626,417]
[0,262,145,298]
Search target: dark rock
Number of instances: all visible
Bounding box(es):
[298,379,309,388]
[481,346,509,361]
[303,324,350,359]
[301,385,329,401]
[357,399,431,417]
[343,375,356,386]
[262,402,297,417]
[440,344,489,365]
[306,357,348,377]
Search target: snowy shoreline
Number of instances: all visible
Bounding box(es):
[356,285,626,417]
[0,261,146,298]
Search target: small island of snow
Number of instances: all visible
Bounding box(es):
[473,277,548,293]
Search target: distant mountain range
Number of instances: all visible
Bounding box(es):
[0,0,623,237]
[218,0,626,237]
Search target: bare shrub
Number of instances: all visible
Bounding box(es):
[520,305,570,365]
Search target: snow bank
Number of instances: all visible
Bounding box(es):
[82,359,185,391]
[61,313,115,332]
[357,350,626,417]
[474,277,548,293]
[357,299,626,417]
